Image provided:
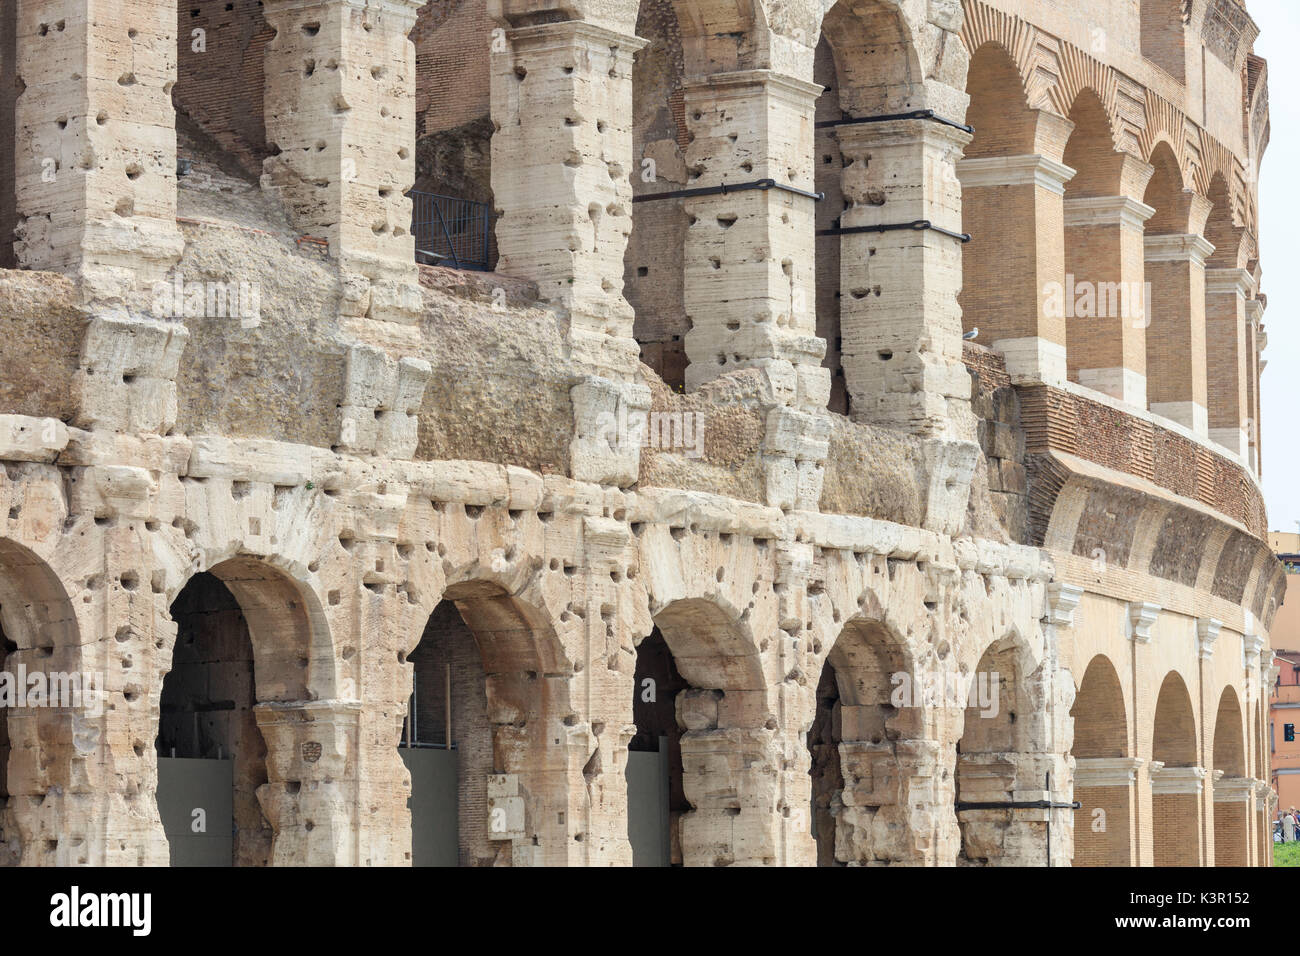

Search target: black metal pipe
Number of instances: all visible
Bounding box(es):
[954,800,1082,811]
[815,108,973,135]
[632,177,824,203]
[817,219,972,243]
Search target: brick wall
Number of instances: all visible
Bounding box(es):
[1213,798,1249,865]
[1153,792,1201,866]
[1074,785,1132,867]
[414,0,490,137]
[1017,384,1267,537]
[174,0,274,180]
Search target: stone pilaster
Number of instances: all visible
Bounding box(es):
[837,118,974,440]
[261,0,426,327]
[14,0,184,301]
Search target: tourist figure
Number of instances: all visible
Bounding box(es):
[1284,808,1296,843]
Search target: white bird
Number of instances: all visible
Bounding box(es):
[963,327,979,341]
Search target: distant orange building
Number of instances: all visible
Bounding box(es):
[1268,533,1300,817]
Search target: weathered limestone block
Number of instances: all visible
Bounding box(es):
[337,345,432,459]
[490,20,645,378]
[836,117,974,440]
[14,0,184,301]
[71,314,188,434]
[262,0,426,325]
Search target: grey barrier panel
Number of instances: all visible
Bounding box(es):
[401,747,459,867]
[626,737,670,867]
[157,757,234,867]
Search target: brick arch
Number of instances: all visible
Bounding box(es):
[1204,171,1246,269]
[1071,654,1129,759]
[1062,88,1128,199]
[964,41,1039,159]
[1153,670,1198,766]
[1143,139,1197,235]
[1211,685,1245,777]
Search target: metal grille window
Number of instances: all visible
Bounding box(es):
[409,190,490,271]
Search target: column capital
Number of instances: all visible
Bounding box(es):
[1075,756,1143,787]
[1127,601,1161,643]
[956,155,1077,195]
[1064,196,1157,232]
[1150,765,1208,795]
[1213,775,1256,802]
[681,68,821,103]
[1197,618,1222,659]
[1204,267,1258,298]
[1046,582,1084,626]
[1144,233,1216,266]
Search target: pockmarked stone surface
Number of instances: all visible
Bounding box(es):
[0,0,1280,867]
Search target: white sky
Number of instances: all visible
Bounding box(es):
[1252,0,1299,534]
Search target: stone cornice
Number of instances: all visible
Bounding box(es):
[1212,774,1256,802]
[1197,618,1222,659]
[1128,602,1161,643]
[1046,582,1084,626]
[1204,267,1258,298]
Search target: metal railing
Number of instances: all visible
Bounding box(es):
[409,189,490,271]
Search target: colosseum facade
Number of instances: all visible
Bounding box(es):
[0,0,1282,867]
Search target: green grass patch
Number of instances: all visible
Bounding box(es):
[1274,840,1300,867]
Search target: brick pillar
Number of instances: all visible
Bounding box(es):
[262,0,426,326]
[1073,757,1142,866]
[957,153,1075,387]
[1062,191,1155,407]
[1143,235,1214,436]
[1213,776,1253,866]
[836,118,974,439]
[1150,764,1207,866]
[490,21,644,378]
[679,71,830,509]
[1204,267,1256,458]
[14,0,183,299]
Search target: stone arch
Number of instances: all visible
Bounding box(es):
[1151,670,1202,866]
[955,628,1051,865]
[1140,0,1187,83]
[808,615,930,865]
[1070,654,1134,867]
[642,596,776,866]
[401,578,579,866]
[819,0,925,117]
[156,556,334,866]
[0,538,83,866]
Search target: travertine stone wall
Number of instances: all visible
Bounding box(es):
[262,0,426,326]
[14,0,184,300]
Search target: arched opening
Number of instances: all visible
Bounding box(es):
[1203,173,1251,457]
[1150,671,1201,867]
[403,581,573,866]
[0,539,82,866]
[1061,90,1149,404]
[156,557,329,867]
[955,634,1040,866]
[627,628,688,866]
[1070,655,1133,866]
[959,44,1049,346]
[807,619,918,865]
[641,598,771,866]
[1141,142,1208,432]
[625,0,689,389]
[1140,0,1187,83]
[412,0,496,271]
[1211,686,1249,866]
